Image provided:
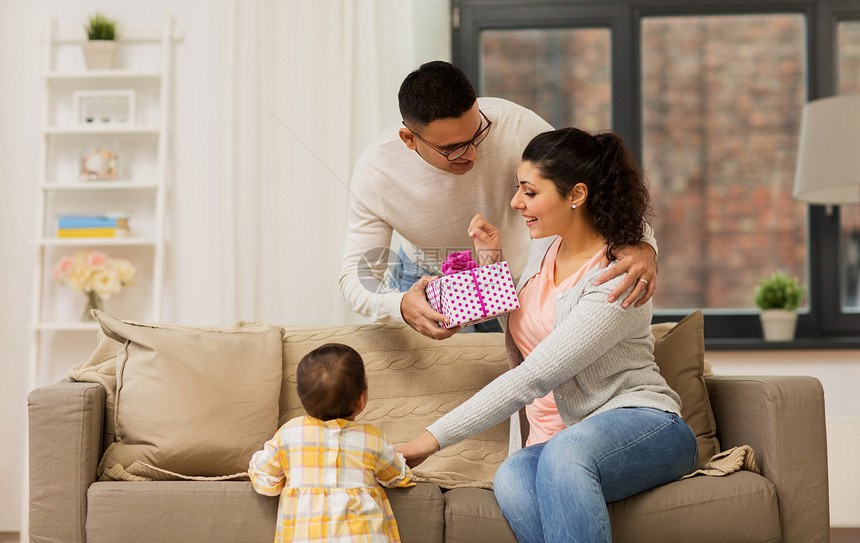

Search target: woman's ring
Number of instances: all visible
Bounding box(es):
[639,278,648,285]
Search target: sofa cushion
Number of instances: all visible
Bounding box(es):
[608,471,780,542]
[86,481,278,543]
[440,473,780,543]
[443,488,517,543]
[384,483,445,543]
[86,481,444,543]
[276,324,511,489]
[92,311,284,477]
[651,311,720,468]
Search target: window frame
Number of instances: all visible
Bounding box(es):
[453,0,860,345]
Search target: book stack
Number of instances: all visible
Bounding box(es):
[57,214,131,238]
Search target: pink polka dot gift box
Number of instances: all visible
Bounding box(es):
[425,251,520,329]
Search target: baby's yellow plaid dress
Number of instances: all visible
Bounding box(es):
[249,415,415,542]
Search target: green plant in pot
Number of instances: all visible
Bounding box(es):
[82,12,120,70]
[754,271,806,342]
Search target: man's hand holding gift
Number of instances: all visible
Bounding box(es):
[401,276,461,340]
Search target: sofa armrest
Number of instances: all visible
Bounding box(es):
[28,380,105,543]
[705,375,829,543]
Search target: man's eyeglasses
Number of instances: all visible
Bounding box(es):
[403,110,492,162]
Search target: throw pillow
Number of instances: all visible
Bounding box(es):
[652,310,720,468]
[92,311,284,477]
[277,323,511,489]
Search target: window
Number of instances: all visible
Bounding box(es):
[641,14,807,311]
[480,28,611,131]
[838,19,860,311]
[453,0,860,342]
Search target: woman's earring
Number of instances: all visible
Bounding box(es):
[571,204,577,209]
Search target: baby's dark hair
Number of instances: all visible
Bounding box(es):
[521,127,651,261]
[296,343,367,421]
[398,61,477,127]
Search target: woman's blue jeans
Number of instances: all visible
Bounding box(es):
[493,407,698,543]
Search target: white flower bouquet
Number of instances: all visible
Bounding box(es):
[52,250,135,299]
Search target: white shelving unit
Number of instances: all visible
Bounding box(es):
[22,14,181,543]
[28,14,181,389]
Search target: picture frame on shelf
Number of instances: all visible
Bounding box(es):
[73,89,135,126]
[80,147,119,180]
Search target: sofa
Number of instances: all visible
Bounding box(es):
[28,311,830,543]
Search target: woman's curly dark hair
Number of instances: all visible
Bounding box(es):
[521,128,651,261]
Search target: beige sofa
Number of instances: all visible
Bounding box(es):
[28,315,830,543]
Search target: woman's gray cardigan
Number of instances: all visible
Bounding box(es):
[427,236,681,450]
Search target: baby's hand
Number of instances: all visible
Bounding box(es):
[468,214,503,266]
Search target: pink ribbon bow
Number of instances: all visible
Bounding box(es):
[442,250,478,275]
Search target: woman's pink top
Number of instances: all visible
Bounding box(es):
[508,238,606,446]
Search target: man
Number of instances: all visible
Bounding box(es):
[339,61,657,340]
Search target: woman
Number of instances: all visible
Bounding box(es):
[398,128,697,543]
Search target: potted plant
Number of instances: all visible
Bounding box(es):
[754,271,806,342]
[82,12,120,70]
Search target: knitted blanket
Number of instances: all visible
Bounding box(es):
[682,445,760,479]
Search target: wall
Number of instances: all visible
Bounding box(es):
[708,349,860,425]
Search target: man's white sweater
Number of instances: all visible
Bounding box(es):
[339,98,553,324]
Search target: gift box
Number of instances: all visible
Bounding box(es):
[425,251,520,329]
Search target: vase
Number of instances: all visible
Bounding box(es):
[82,291,105,321]
[82,40,117,70]
[759,309,798,342]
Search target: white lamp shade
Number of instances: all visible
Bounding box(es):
[793,94,860,205]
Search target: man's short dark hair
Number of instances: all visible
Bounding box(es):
[296,343,366,421]
[398,61,477,127]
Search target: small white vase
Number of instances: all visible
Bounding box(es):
[82,40,117,70]
[81,291,105,322]
[759,309,798,342]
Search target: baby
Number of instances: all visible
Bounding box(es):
[249,343,414,542]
